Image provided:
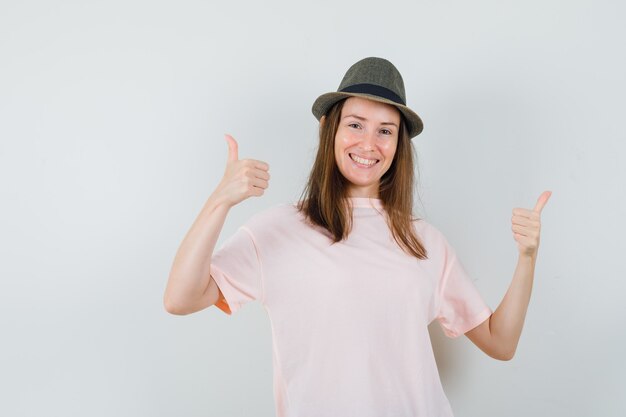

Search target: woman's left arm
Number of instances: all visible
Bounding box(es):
[465,191,552,361]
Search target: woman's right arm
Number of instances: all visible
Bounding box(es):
[163,134,270,315]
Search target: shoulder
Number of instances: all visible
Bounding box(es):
[411,218,458,260]
[412,218,447,243]
[242,202,303,232]
[238,202,317,250]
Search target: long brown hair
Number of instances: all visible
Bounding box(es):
[296,98,428,260]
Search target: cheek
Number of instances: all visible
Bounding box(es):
[381,142,397,158]
[334,132,354,153]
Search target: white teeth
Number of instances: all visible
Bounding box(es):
[350,154,377,166]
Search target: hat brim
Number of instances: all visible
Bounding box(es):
[312,92,424,138]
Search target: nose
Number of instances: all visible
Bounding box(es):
[359,129,377,151]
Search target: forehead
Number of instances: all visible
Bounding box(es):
[341,96,401,122]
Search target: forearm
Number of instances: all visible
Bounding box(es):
[489,254,537,358]
[466,191,550,360]
[164,190,231,312]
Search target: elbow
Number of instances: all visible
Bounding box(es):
[163,294,192,316]
[492,347,516,361]
[495,352,515,361]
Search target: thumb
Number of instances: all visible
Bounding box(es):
[224,134,239,162]
[533,190,552,214]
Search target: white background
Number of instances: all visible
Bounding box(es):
[1,1,624,416]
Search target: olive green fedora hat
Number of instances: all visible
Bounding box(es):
[312,57,424,138]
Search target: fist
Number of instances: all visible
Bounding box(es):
[512,191,552,257]
[215,134,270,207]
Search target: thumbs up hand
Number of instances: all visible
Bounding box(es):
[511,191,552,258]
[215,134,270,208]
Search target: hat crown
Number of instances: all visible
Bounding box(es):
[311,56,423,138]
[338,57,406,104]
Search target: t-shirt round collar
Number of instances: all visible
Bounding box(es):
[347,197,383,208]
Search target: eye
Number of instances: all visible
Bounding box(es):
[348,123,361,129]
[380,128,392,135]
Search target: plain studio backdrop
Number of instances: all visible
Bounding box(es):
[1,0,624,416]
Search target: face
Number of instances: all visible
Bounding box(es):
[333,96,400,198]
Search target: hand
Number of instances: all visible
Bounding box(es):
[214,134,270,208]
[512,191,552,258]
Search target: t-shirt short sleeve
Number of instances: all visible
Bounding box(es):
[435,235,492,338]
[210,226,262,315]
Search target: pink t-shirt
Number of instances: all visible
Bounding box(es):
[210,197,492,417]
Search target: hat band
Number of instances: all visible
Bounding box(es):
[339,83,405,106]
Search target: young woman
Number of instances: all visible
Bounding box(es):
[164,57,551,417]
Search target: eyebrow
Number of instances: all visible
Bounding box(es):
[342,114,398,128]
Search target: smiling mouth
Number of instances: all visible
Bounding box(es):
[349,153,379,166]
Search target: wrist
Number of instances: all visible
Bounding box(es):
[206,188,233,211]
[518,252,537,264]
